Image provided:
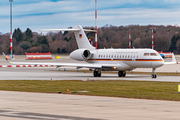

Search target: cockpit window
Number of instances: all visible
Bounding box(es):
[144,53,149,56]
[150,53,157,56]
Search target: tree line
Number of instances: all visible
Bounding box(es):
[1,25,180,55]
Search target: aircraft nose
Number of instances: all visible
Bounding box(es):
[158,58,164,67]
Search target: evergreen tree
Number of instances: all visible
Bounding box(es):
[25,28,33,40]
[38,36,49,45]
[169,35,179,52]
[13,28,23,42]
[20,43,30,50]
[62,47,66,53]
[57,48,60,54]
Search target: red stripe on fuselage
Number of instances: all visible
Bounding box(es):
[87,59,163,62]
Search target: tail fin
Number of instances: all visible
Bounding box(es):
[73,25,95,50]
[39,25,96,50]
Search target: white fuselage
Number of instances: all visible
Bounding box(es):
[86,48,164,71]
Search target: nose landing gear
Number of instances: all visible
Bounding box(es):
[152,68,157,78]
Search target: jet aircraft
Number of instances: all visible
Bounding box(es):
[3,25,179,78]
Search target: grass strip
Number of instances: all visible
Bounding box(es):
[0,80,180,101]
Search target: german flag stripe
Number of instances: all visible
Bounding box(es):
[87,59,163,62]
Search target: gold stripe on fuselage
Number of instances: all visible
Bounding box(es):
[87,59,163,62]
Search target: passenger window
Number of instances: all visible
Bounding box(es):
[150,53,157,56]
[144,53,149,56]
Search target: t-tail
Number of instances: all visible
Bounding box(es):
[39,25,96,50]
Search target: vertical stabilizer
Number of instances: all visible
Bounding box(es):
[73,25,95,50]
[39,25,96,50]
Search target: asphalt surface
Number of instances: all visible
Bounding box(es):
[0,55,180,81]
[1,91,180,120]
[0,55,180,120]
[0,68,180,82]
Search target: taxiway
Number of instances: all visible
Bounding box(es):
[0,55,180,120]
[1,91,180,120]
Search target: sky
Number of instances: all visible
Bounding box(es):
[1,0,180,34]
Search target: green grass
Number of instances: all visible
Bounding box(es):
[0,80,180,101]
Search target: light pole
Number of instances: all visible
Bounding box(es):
[9,0,13,58]
[95,0,97,49]
[129,27,131,49]
[150,26,156,49]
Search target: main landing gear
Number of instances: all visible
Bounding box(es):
[152,68,157,78]
[118,71,126,77]
[93,69,101,77]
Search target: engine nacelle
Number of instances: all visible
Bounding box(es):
[159,53,166,59]
[70,49,92,61]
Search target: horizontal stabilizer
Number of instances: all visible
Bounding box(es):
[39,29,81,32]
[39,29,95,32]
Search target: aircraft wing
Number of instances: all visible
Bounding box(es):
[10,62,101,68]
[10,62,118,69]
[2,52,126,70]
[164,62,179,65]
[164,53,180,65]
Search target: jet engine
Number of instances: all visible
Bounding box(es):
[159,53,166,59]
[70,49,92,61]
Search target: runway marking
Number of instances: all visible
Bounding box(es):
[0,109,103,120]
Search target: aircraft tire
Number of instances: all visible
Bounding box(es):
[151,74,157,78]
[93,71,98,77]
[98,72,101,77]
[118,71,123,77]
[122,71,126,77]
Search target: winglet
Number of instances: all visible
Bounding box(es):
[163,53,179,65]
[171,53,176,63]
[2,52,10,63]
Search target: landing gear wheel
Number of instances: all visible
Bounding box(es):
[93,71,98,77]
[98,72,101,77]
[118,71,126,77]
[93,70,101,77]
[122,71,126,77]
[151,74,157,78]
[118,71,123,77]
